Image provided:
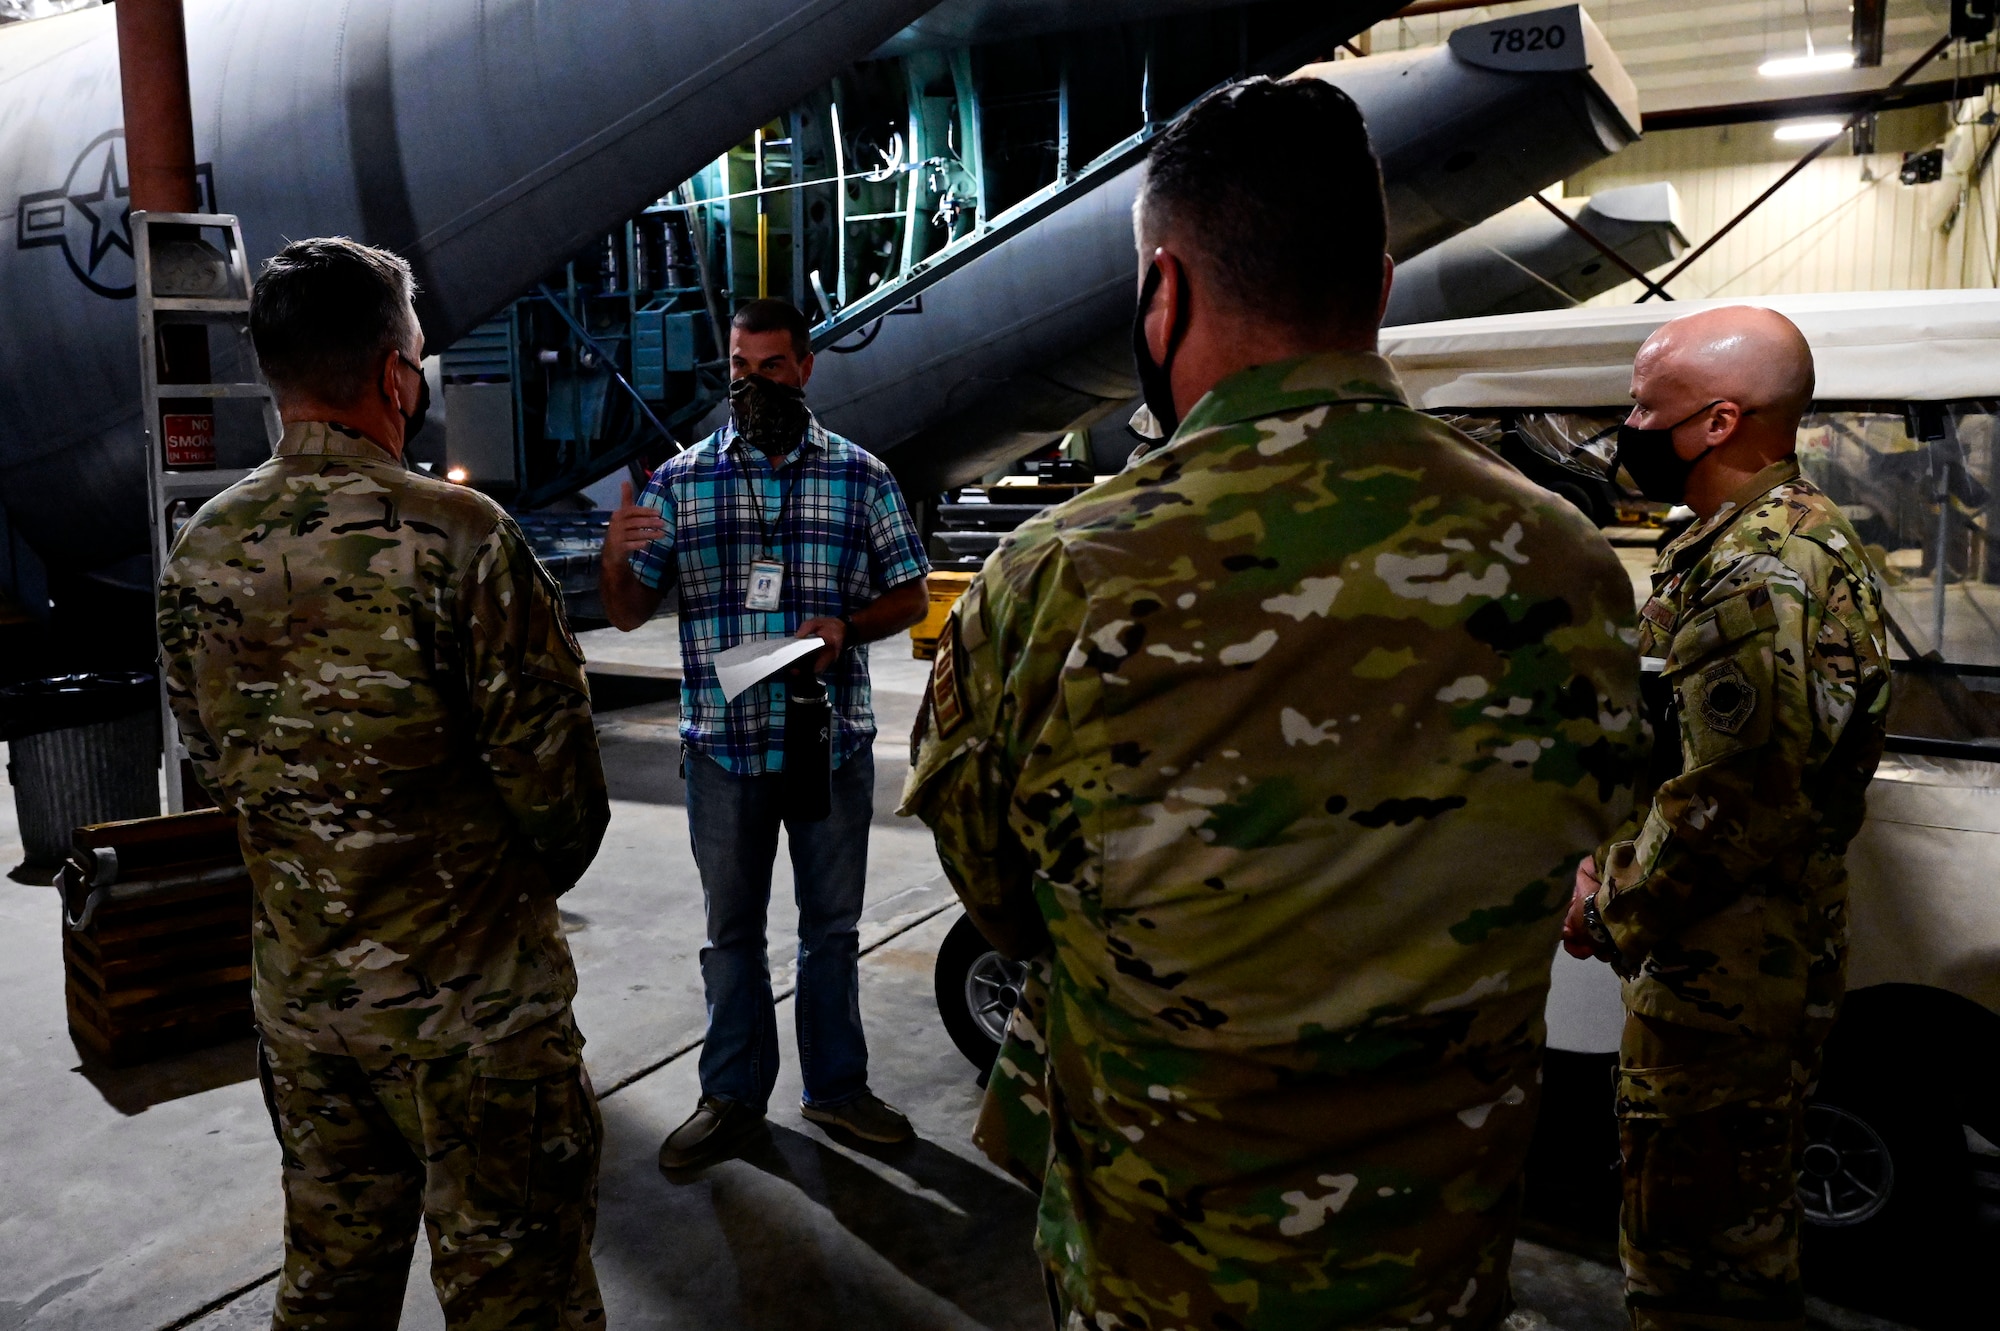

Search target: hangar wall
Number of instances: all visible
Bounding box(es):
[1366,2,2000,307]
[1564,97,2000,302]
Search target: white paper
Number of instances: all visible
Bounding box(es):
[714,636,825,703]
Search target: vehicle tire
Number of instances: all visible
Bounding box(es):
[934,911,1025,1074]
[1802,1056,1975,1326]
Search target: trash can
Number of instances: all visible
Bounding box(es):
[2,672,160,881]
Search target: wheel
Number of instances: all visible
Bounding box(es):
[1798,1102,1894,1228]
[1802,1055,1975,1325]
[934,911,1024,1074]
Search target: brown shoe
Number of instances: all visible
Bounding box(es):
[658,1096,765,1170]
[800,1092,914,1144]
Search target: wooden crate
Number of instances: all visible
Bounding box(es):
[59,809,252,1065]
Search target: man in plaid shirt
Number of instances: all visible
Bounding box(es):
[600,299,931,1168]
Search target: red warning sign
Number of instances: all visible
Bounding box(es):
[162,413,216,467]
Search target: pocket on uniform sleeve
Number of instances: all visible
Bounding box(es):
[522,558,589,692]
[1664,587,1777,767]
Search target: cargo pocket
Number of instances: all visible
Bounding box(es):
[1620,1079,1798,1255]
[1616,1030,1800,1255]
[469,1067,601,1217]
[470,1074,542,1211]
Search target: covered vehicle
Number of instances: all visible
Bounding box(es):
[1390,290,1999,1323]
[935,289,2000,1325]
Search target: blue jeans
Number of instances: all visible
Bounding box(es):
[684,747,873,1111]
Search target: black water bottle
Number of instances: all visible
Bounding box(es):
[781,658,832,822]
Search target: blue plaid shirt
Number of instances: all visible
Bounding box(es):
[629,416,929,775]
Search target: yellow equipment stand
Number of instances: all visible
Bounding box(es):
[912,571,978,660]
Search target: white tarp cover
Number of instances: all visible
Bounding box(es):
[1381,288,2000,410]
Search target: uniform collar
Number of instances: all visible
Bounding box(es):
[1173,350,1409,439]
[274,419,399,463]
[1663,456,1802,565]
[721,413,828,469]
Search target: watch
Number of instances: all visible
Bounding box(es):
[1582,892,1627,974]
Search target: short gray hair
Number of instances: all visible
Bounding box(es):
[250,237,419,407]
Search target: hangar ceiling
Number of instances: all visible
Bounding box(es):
[1370,0,1962,119]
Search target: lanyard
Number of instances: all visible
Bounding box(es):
[732,437,796,559]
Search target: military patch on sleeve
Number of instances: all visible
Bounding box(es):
[1696,659,1756,735]
[931,614,967,736]
[957,582,989,652]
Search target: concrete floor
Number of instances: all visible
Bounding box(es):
[0,628,1913,1331]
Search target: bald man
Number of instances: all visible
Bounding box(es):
[1562,306,1889,1331]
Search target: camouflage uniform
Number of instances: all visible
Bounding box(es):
[1585,459,1889,1331]
[159,421,610,1329]
[903,352,1646,1330]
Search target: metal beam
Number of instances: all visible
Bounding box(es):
[1639,33,1954,301]
[1642,71,1998,133]
[1393,0,1497,17]
[1854,0,1888,68]
[1529,193,1673,301]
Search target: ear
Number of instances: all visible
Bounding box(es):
[1376,255,1395,327]
[1698,401,1744,454]
[1145,248,1185,365]
[380,350,405,410]
[798,350,816,390]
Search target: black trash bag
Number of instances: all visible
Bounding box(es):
[780,658,832,823]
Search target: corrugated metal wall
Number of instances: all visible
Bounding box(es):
[1566,97,2000,303]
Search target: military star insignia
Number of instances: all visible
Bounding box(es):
[67,144,132,276]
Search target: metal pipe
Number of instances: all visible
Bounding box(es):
[114,0,200,212]
[680,185,730,357]
[64,862,247,934]
[755,127,770,300]
[1934,417,1955,651]
[831,101,850,308]
[1057,48,1072,182]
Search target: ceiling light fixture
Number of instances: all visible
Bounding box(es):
[1759,50,1855,77]
[1773,120,1846,141]
[1759,0,1853,78]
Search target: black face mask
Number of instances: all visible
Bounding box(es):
[1132,258,1193,440]
[395,351,431,442]
[1615,399,1724,504]
[730,373,811,454]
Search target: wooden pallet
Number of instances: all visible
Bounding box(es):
[59,809,252,1065]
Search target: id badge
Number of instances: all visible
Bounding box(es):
[745,559,784,611]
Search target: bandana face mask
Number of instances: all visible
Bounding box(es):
[730,373,811,454]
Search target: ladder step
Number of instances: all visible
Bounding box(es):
[151,297,252,315]
[161,469,253,499]
[155,383,274,400]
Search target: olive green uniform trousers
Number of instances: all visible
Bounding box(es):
[259,1013,604,1330]
[1616,1014,1820,1331]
